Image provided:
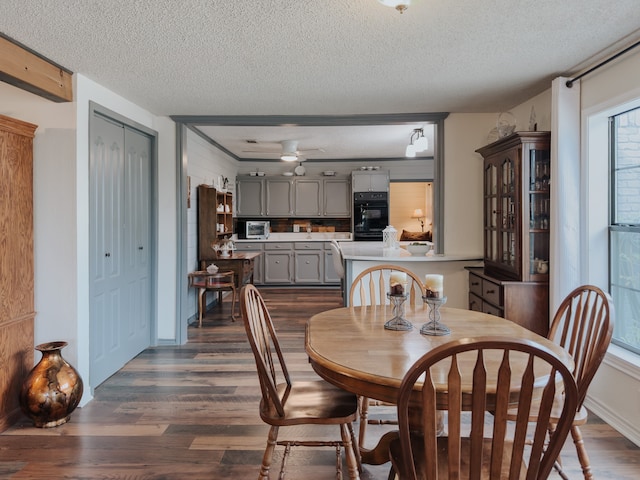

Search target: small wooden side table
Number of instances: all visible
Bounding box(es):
[188,270,236,327]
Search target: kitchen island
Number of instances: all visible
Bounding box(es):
[339,242,482,308]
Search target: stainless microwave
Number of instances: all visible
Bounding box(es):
[246,220,270,239]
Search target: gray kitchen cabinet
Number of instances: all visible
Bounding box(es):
[238,175,351,218]
[294,242,323,283]
[323,178,351,217]
[352,170,389,192]
[236,177,265,216]
[234,242,264,284]
[324,242,340,283]
[237,240,340,285]
[266,178,294,216]
[263,242,293,283]
[294,179,322,216]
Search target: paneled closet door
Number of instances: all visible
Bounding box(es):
[90,114,152,388]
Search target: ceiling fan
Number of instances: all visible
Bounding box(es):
[242,140,324,161]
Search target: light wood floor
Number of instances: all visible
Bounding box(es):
[1,288,638,479]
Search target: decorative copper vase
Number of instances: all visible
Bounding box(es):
[19,341,84,428]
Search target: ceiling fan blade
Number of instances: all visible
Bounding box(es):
[298,148,325,154]
[241,149,280,153]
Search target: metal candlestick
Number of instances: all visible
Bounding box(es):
[384,293,413,331]
[420,296,450,336]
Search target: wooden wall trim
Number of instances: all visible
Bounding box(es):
[0,34,73,103]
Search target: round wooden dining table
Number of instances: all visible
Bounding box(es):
[305,304,573,464]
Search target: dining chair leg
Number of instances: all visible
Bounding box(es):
[230,286,237,320]
[198,288,206,328]
[386,465,397,480]
[259,425,279,480]
[347,421,362,472]
[340,423,360,480]
[358,396,369,447]
[571,425,593,480]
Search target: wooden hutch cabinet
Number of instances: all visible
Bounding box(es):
[469,132,551,336]
[197,185,233,262]
[0,115,37,431]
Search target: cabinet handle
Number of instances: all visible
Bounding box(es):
[305,260,310,264]
[471,281,479,286]
[275,261,280,264]
[486,289,495,294]
[105,252,111,257]
[138,246,143,250]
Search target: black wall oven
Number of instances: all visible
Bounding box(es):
[353,192,389,241]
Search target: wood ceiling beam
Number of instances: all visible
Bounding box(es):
[0,33,73,102]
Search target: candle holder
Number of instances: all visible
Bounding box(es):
[384,293,413,331]
[420,296,450,336]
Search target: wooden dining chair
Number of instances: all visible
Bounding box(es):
[188,269,237,327]
[349,264,425,308]
[507,285,614,480]
[330,240,345,296]
[388,336,579,480]
[349,264,425,453]
[240,284,361,480]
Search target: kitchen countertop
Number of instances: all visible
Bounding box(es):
[340,241,482,262]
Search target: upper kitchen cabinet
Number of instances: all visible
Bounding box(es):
[352,170,389,192]
[475,132,551,282]
[237,175,351,217]
[322,177,350,217]
[266,178,294,216]
[236,177,265,216]
[294,177,351,217]
[294,178,322,216]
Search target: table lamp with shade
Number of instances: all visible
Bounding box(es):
[411,208,425,232]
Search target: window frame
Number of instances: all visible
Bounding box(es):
[608,108,640,355]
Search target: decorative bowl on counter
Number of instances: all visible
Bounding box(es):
[405,242,432,256]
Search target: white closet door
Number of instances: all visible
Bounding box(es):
[90,114,152,387]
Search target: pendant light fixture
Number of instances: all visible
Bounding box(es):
[405,128,428,157]
[377,0,411,14]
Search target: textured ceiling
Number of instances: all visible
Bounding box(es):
[1,0,639,160]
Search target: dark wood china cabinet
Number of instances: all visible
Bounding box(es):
[468,132,551,336]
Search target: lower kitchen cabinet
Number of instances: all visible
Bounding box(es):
[294,242,323,283]
[466,267,549,336]
[235,241,340,286]
[264,243,293,284]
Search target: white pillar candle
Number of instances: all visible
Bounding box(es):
[424,274,444,298]
[389,271,407,295]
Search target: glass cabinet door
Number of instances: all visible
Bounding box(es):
[484,162,499,263]
[501,156,517,272]
[528,148,550,279]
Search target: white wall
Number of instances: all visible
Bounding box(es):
[579,48,640,446]
[0,75,178,404]
[185,130,239,320]
[509,89,552,132]
[0,82,79,370]
[74,74,178,390]
[155,116,179,341]
[506,48,640,446]
[442,113,495,256]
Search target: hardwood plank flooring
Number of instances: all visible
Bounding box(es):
[0,287,638,479]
